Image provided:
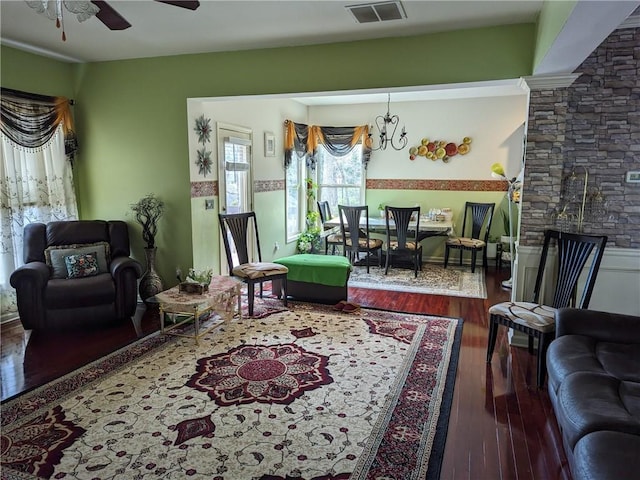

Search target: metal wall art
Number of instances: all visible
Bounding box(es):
[193,114,212,177]
[409,137,471,163]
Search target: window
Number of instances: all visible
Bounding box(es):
[316,144,365,214]
[286,151,305,242]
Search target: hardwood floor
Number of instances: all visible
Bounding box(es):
[0,266,569,479]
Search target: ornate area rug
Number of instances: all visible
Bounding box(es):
[1,304,463,480]
[348,263,487,299]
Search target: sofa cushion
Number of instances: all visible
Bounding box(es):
[45,242,111,278]
[573,431,640,480]
[547,335,640,395]
[274,254,351,287]
[556,372,640,450]
[45,273,115,308]
[65,252,100,278]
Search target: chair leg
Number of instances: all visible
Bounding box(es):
[384,251,390,275]
[471,250,477,273]
[247,283,255,317]
[487,316,500,362]
[444,246,450,268]
[458,248,463,266]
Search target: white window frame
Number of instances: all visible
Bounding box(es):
[315,144,365,213]
[285,152,306,243]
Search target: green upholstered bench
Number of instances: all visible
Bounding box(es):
[273,254,352,304]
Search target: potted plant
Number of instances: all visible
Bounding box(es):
[378,203,386,218]
[131,194,165,300]
[297,211,321,253]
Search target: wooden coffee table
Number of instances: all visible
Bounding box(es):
[153,275,242,344]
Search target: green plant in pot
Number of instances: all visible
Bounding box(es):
[297,211,321,253]
[131,194,165,300]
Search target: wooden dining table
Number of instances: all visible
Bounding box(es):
[324,214,453,241]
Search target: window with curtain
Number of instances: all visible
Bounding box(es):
[284,120,370,239]
[316,144,365,214]
[0,88,79,322]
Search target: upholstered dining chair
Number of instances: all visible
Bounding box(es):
[486,229,608,388]
[218,212,288,317]
[317,200,343,255]
[338,205,383,273]
[444,202,495,273]
[384,205,422,277]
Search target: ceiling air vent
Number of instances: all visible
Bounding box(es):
[347,1,407,24]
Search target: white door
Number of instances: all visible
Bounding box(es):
[217,123,253,273]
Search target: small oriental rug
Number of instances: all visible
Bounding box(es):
[348,263,487,299]
[1,304,462,480]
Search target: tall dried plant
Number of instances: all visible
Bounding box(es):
[131,194,164,249]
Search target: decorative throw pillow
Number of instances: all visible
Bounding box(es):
[45,242,111,279]
[64,252,100,278]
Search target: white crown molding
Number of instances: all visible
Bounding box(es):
[618,14,640,29]
[523,74,582,90]
[0,38,84,64]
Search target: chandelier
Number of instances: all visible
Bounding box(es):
[26,1,99,41]
[369,93,408,151]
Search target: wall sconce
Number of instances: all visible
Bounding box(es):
[369,94,407,151]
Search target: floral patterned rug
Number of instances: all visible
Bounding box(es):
[1,303,463,480]
[348,263,487,299]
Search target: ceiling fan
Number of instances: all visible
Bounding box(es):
[26,0,200,40]
[92,1,200,31]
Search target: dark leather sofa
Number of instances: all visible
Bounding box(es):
[10,220,143,330]
[546,308,640,480]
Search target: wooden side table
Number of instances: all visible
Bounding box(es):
[153,275,242,344]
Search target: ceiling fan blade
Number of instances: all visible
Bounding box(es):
[90,1,132,30]
[155,1,201,10]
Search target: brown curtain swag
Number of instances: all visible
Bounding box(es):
[284,120,372,170]
[1,87,78,161]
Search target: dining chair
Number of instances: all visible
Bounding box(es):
[317,200,343,255]
[384,206,423,277]
[338,205,383,273]
[444,201,495,273]
[218,212,288,317]
[486,229,608,388]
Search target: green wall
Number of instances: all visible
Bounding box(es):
[1,23,535,286]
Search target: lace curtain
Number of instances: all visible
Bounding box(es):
[284,120,372,170]
[0,89,79,321]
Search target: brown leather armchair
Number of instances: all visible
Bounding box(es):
[10,220,143,330]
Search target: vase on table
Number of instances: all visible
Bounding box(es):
[139,247,164,302]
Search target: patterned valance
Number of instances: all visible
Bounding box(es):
[284,120,372,170]
[0,87,78,162]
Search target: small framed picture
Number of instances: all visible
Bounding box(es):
[264,132,276,157]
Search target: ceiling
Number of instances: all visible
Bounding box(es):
[1,0,546,63]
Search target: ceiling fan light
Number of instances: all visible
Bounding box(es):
[64,0,100,22]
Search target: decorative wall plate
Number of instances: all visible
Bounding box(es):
[409,137,471,163]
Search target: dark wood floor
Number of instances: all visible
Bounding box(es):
[0,266,569,480]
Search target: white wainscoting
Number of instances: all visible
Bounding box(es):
[508,245,639,348]
[514,245,640,316]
